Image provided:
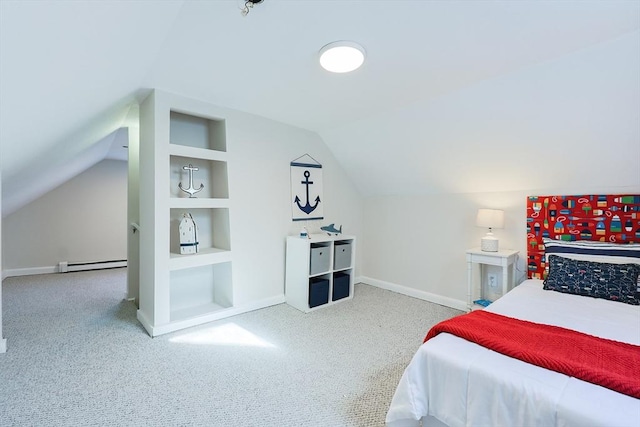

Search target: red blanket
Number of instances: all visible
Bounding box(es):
[425,310,640,399]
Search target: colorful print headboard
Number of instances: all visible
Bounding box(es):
[526,194,640,279]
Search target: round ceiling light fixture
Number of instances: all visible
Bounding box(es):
[319,41,366,73]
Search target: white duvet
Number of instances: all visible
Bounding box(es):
[385,280,640,427]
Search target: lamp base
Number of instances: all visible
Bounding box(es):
[481,236,499,252]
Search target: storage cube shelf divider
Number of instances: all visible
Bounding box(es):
[285,235,356,313]
[138,90,235,337]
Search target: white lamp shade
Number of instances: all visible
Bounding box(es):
[319,41,366,73]
[476,209,505,229]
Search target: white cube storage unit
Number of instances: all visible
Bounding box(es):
[285,234,356,313]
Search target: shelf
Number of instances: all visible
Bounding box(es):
[309,270,331,278]
[169,248,232,271]
[306,233,350,243]
[169,262,233,322]
[169,198,230,209]
[169,111,226,151]
[169,144,228,161]
[170,301,226,323]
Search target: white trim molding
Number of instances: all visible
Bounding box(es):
[0,338,6,353]
[3,266,57,278]
[3,260,127,279]
[137,294,286,337]
[358,276,467,312]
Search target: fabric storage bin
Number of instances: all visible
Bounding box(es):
[332,272,350,301]
[309,277,330,308]
[333,241,352,270]
[310,245,330,275]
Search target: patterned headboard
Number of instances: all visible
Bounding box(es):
[526,194,640,279]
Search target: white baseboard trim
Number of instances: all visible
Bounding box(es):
[0,338,7,354]
[359,276,467,312]
[3,266,57,278]
[137,294,286,337]
[3,261,127,279]
[136,310,154,337]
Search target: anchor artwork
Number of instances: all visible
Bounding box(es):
[178,164,204,198]
[291,156,324,221]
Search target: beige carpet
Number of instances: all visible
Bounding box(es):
[0,268,461,426]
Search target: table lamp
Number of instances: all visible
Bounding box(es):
[476,208,504,252]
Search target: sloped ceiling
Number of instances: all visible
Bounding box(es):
[1,1,639,215]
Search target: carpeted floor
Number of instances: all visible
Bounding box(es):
[0,269,461,426]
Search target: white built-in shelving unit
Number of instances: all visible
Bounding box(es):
[138,90,234,337]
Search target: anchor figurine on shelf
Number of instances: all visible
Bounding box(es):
[178,164,204,198]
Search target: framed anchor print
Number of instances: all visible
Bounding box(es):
[291,154,323,221]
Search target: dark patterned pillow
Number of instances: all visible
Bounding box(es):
[543,255,640,305]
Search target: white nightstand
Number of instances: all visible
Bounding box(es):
[466,248,519,311]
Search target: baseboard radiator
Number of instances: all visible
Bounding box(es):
[58,259,127,273]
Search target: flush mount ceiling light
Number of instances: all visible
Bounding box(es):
[319,41,366,73]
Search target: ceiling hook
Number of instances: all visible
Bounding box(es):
[241,0,264,17]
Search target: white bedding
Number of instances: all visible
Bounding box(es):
[385,279,640,427]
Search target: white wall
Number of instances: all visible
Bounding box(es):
[0,171,6,353]
[362,187,638,309]
[223,107,364,306]
[324,31,640,308]
[126,117,141,304]
[2,159,127,274]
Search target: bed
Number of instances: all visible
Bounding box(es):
[386,194,640,427]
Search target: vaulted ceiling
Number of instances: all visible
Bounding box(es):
[1,1,639,215]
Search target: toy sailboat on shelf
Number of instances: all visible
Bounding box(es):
[179,213,199,254]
